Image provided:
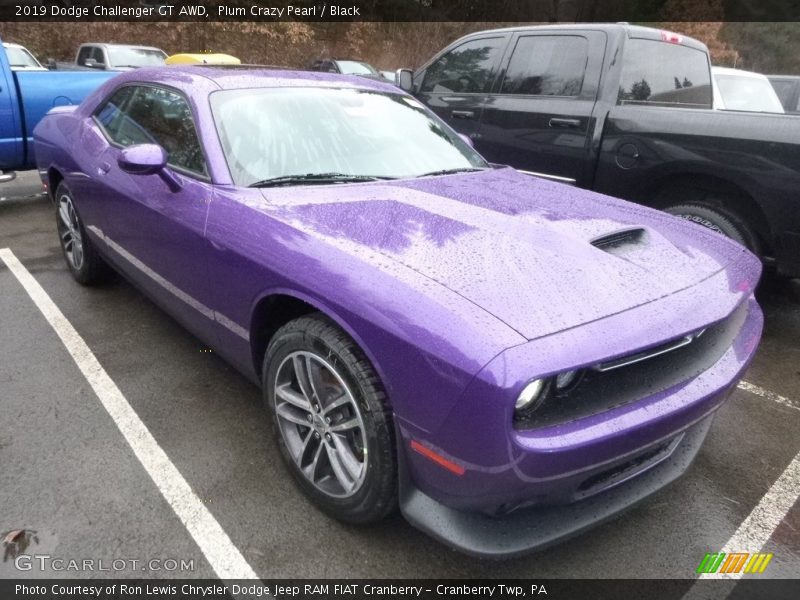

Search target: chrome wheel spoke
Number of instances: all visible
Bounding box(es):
[58,202,71,229]
[275,382,312,412]
[293,355,315,404]
[329,416,360,432]
[322,392,350,415]
[325,444,356,493]
[331,434,363,480]
[305,356,326,404]
[72,240,83,267]
[276,402,312,427]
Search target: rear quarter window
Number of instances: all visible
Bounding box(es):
[618,39,712,108]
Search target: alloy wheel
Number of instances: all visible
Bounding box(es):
[273,351,367,498]
[57,194,84,270]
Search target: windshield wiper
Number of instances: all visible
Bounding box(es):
[249,173,394,188]
[415,167,487,178]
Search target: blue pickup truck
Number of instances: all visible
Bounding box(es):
[0,38,116,181]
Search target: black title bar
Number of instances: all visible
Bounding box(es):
[2,0,800,22]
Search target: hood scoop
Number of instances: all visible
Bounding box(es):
[590,227,646,253]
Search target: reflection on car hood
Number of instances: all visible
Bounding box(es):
[263,167,750,340]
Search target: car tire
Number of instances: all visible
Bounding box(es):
[263,313,397,524]
[55,182,109,285]
[664,202,760,256]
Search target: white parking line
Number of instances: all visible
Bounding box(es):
[681,449,800,599]
[0,248,258,580]
[738,380,800,412]
[682,384,800,598]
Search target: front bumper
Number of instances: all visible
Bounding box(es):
[399,414,712,559]
[396,284,762,556]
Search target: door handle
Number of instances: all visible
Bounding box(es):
[452,110,475,119]
[549,118,582,129]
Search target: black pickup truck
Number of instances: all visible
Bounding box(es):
[403,24,800,278]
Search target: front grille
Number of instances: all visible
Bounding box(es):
[575,436,678,498]
[515,300,748,429]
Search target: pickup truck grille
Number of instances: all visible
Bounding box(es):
[515,299,748,429]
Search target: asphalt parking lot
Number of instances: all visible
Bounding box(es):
[1,170,799,582]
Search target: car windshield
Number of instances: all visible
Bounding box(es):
[714,74,785,113]
[336,61,379,75]
[211,87,487,186]
[5,45,42,68]
[107,47,166,68]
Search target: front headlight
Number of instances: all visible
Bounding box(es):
[515,378,548,414]
[555,369,579,390]
[514,369,584,420]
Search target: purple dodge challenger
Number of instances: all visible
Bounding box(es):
[33,66,763,558]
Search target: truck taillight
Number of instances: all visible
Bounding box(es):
[660,31,683,44]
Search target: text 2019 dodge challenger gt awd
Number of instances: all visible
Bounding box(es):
[33,66,763,558]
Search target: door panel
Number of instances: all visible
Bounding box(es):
[79,84,216,341]
[0,52,22,170]
[475,31,606,186]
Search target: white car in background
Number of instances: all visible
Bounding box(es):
[712,66,785,113]
[2,42,46,71]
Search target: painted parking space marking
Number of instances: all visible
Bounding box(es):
[737,380,800,412]
[0,247,258,580]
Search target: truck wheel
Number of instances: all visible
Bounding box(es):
[263,313,397,524]
[55,182,109,285]
[664,203,760,256]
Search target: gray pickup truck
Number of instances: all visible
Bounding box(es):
[403,24,800,278]
[75,43,166,71]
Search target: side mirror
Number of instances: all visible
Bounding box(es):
[458,133,474,148]
[84,58,99,68]
[118,144,167,175]
[118,144,182,192]
[46,58,57,70]
[396,68,414,92]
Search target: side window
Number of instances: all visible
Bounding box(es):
[96,86,208,177]
[769,80,794,109]
[92,47,105,65]
[77,47,91,65]
[500,35,588,96]
[95,87,148,146]
[420,37,504,94]
[618,39,712,108]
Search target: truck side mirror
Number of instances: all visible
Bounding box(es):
[46,58,57,70]
[396,69,414,92]
[84,58,99,68]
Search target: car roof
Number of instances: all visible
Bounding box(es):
[712,66,770,80]
[113,65,401,94]
[80,43,164,51]
[456,23,707,53]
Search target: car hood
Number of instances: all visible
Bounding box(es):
[262,168,750,340]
